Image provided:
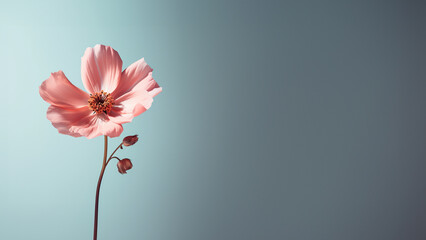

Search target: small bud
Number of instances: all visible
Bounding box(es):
[122,135,138,147]
[117,158,133,174]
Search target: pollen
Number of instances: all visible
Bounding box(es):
[88,90,114,114]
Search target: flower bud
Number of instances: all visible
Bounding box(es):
[117,158,133,174]
[122,135,139,146]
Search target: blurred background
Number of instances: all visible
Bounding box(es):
[1,0,426,239]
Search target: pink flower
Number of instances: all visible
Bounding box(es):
[122,135,139,146]
[39,44,161,139]
[117,158,133,174]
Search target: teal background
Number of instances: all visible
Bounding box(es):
[1,0,426,239]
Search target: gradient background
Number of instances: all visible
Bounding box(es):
[1,0,426,239]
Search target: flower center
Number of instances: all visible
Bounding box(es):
[88,90,114,114]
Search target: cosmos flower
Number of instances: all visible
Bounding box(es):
[39,44,161,139]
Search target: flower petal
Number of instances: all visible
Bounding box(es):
[70,113,123,139]
[108,79,157,124]
[48,106,123,139]
[139,72,162,98]
[46,105,93,137]
[39,71,89,109]
[112,58,161,99]
[108,107,135,124]
[81,44,123,94]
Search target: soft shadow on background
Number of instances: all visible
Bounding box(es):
[1,0,426,239]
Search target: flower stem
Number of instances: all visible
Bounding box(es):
[93,135,108,240]
[106,143,123,165]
